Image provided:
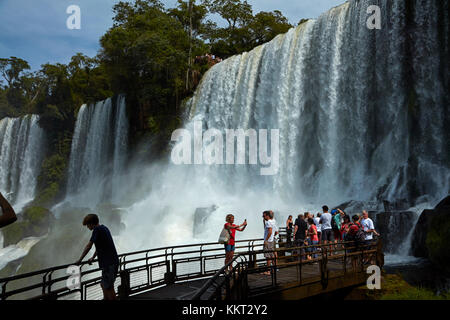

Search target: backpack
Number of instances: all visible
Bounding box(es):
[331,215,339,231]
[345,223,365,243]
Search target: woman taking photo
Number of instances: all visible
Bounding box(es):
[224,214,247,271]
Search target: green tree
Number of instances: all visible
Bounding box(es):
[0,56,30,88]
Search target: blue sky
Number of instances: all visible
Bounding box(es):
[0,0,344,71]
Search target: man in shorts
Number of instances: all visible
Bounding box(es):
[294,213,308,260]
[262,210,276,275]
[319,205,334,253]
[76,213,119,300]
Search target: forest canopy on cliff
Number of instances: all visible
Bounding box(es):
[0,0,294,206]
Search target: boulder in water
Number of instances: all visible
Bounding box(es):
[193,205,218,234]
[411,196,450,273]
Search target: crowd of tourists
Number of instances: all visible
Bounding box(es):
[221,205,380,275]
[286,205,380,249]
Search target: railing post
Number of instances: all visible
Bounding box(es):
[320,244,329,289]
[343,243,347,275]
[199,245,204,275]
[117,270,131,300]
[164,260,175,284]
[1,282,7,300]
[225,275,231,300]
[273,250,277,287]
[376,239,384,268]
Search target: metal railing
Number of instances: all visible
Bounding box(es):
[0,228,383,301]
[192,238,384,300]
[0,238,265,300]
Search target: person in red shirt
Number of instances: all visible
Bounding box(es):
[347,214,363,271]
[307,218,319,260]
[224,214,247,271]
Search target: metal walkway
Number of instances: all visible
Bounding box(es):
[0,229,384,300]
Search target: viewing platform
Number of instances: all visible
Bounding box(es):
[0,229,384,300]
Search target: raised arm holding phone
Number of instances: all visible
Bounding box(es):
[0,192,17,228]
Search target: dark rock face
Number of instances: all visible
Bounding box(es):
[193,205,218,234]
[374,211,416,254]
[333,200,380,215]
[382,199,410,212]
[411,196,450,273]
[411,209,434,258]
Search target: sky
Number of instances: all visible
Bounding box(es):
[0,0,344,71]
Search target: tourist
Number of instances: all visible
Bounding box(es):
[0,191,17,228]
[268,211,279,264]
[341,215,351,240]
[307,218,319,260]
[361,210,379,253]
[331,209,342,242]
[263,210,276,275]
[314,213,322,242]
[286,215,293,246]
[319,206,334,253]
[76,214,120,300]
[223,214,247,271]
[294,213,308,261]
[346,215,364,270]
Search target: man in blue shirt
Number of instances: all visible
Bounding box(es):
[76,214,119,300]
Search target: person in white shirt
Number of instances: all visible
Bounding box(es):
[360,210,379,264]
[263,210,276,275]
[360,210,379,241]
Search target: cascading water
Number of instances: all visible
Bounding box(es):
[186,0,449,205]
[0,115,46,210]
[120,0,449,252]
[66,95,128,208]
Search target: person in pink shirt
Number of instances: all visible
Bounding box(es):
[307,218,319,260]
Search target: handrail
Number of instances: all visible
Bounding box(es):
[1,231,380,300]
[191,254,245,300]
[191,238,383,300]
[0,237,263,283]
[0,237,267,300]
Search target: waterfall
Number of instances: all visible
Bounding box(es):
[66,95,128,207]
[121,0,448,252]
[0,115,46,210]
[185,0,449,206]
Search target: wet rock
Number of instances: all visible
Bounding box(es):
[193,205,218,234]
[333,200,380,214]
[411,196,450,273]
[374,211,416,253]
